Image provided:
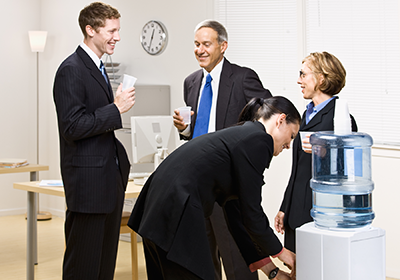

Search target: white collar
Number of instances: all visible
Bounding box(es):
[80,41,102,69]
[202,57,224,80]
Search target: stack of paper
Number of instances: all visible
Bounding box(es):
[0,158,28,168]
[39,180,63,187]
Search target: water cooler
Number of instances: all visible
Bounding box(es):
[296,99,386,280]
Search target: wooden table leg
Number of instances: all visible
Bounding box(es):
[130,232,139,280]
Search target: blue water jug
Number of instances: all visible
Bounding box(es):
[309,131,375,229]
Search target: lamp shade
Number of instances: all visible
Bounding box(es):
[29,31,47,52]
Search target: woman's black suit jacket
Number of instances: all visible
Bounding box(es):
[128,121,283,279]
[279,98,357,250]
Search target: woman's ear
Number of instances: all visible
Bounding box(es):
[318,73,324,85]
[276,113,287,128]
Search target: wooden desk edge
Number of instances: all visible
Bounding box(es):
[13,181,142,199]
[13,181,65,197]
[0,164,49,174]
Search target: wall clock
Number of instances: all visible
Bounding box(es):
[140,20,168,55]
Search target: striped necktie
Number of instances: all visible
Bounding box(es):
[100,61,113,99]
[100,61,108,84]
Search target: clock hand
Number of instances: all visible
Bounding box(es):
[148,29,155,50]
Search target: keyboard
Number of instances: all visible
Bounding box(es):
[133,177,148,186]
[129,172,151,180]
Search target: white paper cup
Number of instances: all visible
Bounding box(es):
[122,74,137,91]
[299,131,313,151]
[178,106,192,124]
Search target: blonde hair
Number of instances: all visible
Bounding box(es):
[303,52,346,96]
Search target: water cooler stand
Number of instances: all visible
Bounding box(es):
[296,222,386,280]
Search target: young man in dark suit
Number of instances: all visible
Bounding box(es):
[53,2,135,279]
[173,20,272,280]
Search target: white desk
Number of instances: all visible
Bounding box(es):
[14,180,142,280]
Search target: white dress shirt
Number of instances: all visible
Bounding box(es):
[181,58,224,136]
[80,41,102,69]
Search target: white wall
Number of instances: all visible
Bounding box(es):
[0,0,399,278]
[0,0,213,217]
[370,148,400,278]
[0,0,43,215]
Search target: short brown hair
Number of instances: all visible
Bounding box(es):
[303,52,346,96]
[79,2,120,38]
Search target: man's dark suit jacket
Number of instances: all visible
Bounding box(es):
[53,46,130,214]
[128,121,283,280]
[182,58,272,139]
[280,98,357,239]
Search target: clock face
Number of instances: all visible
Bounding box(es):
[141,20,168,55]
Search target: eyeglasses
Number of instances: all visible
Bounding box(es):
[299,70,312,79]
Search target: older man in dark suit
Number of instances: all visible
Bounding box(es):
[173,20,272,280]
[53,2,135,279]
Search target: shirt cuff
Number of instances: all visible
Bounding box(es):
[179,125,191,137]
[249,257,272,272]
[272,248,284,258]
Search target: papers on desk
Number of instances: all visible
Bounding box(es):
[39,180,63,187]
[0,158,28,168]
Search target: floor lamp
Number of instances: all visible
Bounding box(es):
[29,31,52,221]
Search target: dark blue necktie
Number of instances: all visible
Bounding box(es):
[193,73,213,138]
[100,61,113,99]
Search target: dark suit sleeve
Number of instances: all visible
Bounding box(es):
[180,72,202,141]
[179,77,191,141]
[351,114,358,132]
[227,130,283,260]
[279,133,301,213]
[242,68,272,101]
[224,200,269,265]
[54,63,122,142]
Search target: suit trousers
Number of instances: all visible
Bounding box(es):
[62,170,125,280]
[143,238,203,280]
[207,203,259,280]
[284,225,296,253]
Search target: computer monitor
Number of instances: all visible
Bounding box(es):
[130,116,177,172]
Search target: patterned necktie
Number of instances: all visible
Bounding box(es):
[100,61,108,84]
[193,73,213,138]
[100,61,113,99]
